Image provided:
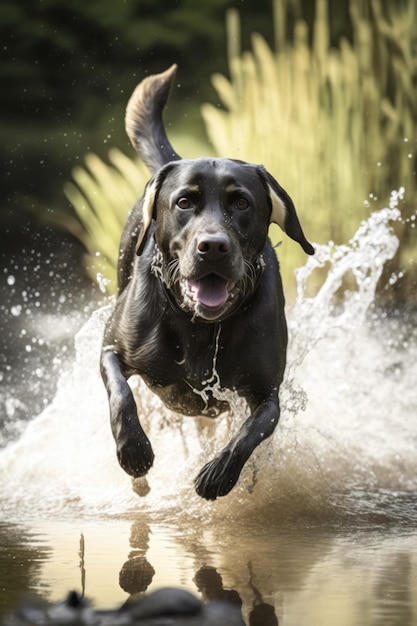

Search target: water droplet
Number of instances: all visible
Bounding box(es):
[96,273,111,294]
[10,305,22,317]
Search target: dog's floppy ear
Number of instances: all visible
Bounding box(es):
[262,169,314,255]
[135,162,177,256]
[135,177,158,256]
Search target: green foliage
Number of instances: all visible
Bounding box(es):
[0,0,236,227]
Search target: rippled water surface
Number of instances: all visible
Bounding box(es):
[2,495,417,625]
[1,199,417,625]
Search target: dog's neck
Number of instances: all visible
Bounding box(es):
[150,242,266,324]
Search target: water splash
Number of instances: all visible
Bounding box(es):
[0,193,415,523]
[288,203,401,372]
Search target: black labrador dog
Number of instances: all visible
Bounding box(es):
[100,65,314,500]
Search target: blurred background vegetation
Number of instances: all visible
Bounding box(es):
[1,0,416,305]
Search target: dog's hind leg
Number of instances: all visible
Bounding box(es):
[194,396,280,500]
[100,349,154,478]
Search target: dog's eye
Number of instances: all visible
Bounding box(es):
[236,197,249,211]
[177,197,191,210]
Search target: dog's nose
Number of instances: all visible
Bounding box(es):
[197,234,230,261]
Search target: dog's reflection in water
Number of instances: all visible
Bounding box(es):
[194,564,278,626]
[5,531,277,626]
[117,521,278,625]
[119,520,155,600]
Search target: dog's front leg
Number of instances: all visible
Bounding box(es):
[194,396,280,500]
[100,349,154,478]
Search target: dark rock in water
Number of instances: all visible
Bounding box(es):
[122,587,202,619]
[3,587,245,625]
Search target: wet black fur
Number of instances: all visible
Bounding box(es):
[100,65,313,500]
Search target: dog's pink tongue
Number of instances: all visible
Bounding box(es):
[188,276,230,308]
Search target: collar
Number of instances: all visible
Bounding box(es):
[150,243,265,324]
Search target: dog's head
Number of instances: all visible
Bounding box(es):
[136,157,314,321]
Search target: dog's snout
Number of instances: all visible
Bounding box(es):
[197,234,230,261]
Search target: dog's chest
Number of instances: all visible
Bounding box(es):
[174,323,225,380]
[146,323,232,417]
[183,345,220,384]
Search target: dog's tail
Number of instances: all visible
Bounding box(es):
[125,64,181,174]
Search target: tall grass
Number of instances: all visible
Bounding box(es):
[59,0,416,298]
[201,0,417,291]
[46,149,147,292]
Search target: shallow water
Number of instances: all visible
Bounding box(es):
[1,196,417,625]
[2,506,417,625]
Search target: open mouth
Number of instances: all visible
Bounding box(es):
[185,274,236,309]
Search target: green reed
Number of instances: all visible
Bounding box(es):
[57,149,147,291]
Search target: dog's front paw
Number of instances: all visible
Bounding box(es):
[117,433,154,478]
[194,451,243,500]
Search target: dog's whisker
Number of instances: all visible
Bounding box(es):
[164,259,180,287]
[241,260,257,295]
